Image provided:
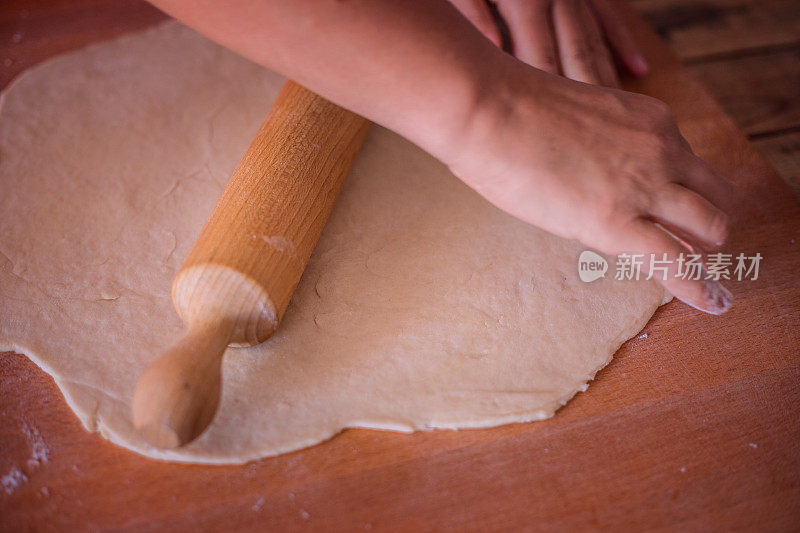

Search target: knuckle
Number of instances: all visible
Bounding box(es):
[639,126,683,163]
[597,175,653,223]
[637,97,676,129]
[650,114,677,137]
[625,175,658,213]
[647,97,672,118]
[708,210,730,243]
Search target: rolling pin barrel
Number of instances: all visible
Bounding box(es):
[132,81,369,448]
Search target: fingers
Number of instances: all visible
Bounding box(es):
[449,0,503,48]
[494,0,646,85]
[496,0,560,74]
[620,219,733,315]
[589,0,648,76]
[577,0,619,87]
[552,0,619,87]
[650,183,730,248]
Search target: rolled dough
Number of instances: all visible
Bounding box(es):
[0,22,666,464]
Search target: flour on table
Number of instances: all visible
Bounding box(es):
[1,467,27,495]
[0,420,49,494]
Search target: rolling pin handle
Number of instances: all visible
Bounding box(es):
[132,321,232,448]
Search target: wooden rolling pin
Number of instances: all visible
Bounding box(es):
[132,81,369,448]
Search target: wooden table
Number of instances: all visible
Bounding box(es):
[632,0,800,198]
[1,1,799,530]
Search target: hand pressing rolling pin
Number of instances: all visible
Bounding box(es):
[148,0,733,315]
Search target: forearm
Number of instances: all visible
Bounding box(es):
[148,0,516,161]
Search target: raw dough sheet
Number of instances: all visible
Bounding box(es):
[0,22,666,464]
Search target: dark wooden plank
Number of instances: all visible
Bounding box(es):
[633,0,800,60]
[1,1,800,531]
[754,131,800,196]
[689,48,800,136]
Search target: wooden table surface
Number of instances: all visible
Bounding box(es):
[1,1,799,531]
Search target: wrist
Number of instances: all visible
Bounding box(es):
[380,45,525,167]
[438,58,554,179]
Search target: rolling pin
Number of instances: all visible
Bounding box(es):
[131,81,369,448]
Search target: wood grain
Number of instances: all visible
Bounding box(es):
[634,0,800,61]
[1,1,799,531]
[753,131,800,196]
[690,48,800,136]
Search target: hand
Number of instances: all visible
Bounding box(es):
[447,64,733,313]
[150,0,731,314]
[449,0,648,87]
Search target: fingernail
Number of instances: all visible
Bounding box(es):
[631,54,649,76]
[702,280,733,315]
